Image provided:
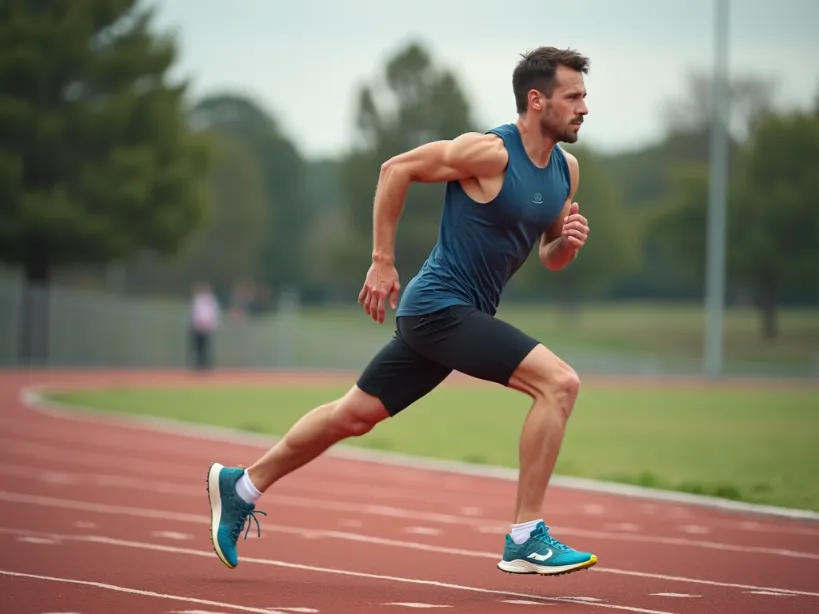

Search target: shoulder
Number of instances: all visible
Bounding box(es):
[556,146,579,174]
[556,146,579,195]
[454,131,505,147]
[447,131,508,175]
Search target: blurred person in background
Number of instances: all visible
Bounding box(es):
[189,282,221,371]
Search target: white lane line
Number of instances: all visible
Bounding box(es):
[403,527,443,536]
[383,601,452,610]
[679,525,711,535]
[17,536,59,545]
[649,593,701,598]
[22,382,819,524]
[1,492,817,598]
[151,531,194,541]
[0,527,675,614]
[0,569,284,613]
[0,462,815,561]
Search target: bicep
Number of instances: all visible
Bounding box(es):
[381,132,507,184]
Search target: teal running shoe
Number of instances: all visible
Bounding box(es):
[206,462,266,568]
[497,521,597,576]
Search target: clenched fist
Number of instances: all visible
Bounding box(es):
[561,202,589,249]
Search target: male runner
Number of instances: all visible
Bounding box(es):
[207,46,597,577]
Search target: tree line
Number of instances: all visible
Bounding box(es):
[2,0,818,348]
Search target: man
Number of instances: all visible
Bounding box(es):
[207,46,597,577]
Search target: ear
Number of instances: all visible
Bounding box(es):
[529,89,543,111]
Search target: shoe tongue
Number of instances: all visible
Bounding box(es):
[532,522,550,536]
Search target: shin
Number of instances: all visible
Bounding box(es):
[245,385,389,493]
[507,344,580,524]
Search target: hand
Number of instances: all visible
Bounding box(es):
[358,259,401,324]
[561,202,589,249]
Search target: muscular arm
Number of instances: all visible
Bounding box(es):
[539,151,582,271]
[371,132,508,264]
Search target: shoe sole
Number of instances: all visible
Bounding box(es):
[497,554,598,576]
[206,462,235,569]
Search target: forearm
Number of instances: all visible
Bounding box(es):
[372,163,412,263]
[540,237,578,271]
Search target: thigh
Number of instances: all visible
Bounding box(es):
[398,306,540,387]
[356,332,452,417]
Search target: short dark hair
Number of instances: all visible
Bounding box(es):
[512,47,590,112]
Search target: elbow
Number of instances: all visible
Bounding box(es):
[380,157,405,180]
[380,156,418,184]
[380,158,395,176]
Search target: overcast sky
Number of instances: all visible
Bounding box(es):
[148,0,819,159]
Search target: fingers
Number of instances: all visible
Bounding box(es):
[565,213,588,227]
[564,202,579,223]
[389,280,400,310]
[563,230,589,242]
[563,214,589,249]
[563,221,589,237]
[360,266,401,323]
[563,219,588,231]
[375,292,386,323]
[361,284,395,323]
[367,287,383,322]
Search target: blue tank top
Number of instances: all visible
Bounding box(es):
[396,123,571,317]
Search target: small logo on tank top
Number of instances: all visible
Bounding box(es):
[532,193,543,204]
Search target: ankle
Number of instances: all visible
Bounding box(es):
[235,469,262,504]
[510,518,543,545]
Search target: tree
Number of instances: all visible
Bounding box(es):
[0,0,211,360]
[728,110,819,338]
[188,94,309,293]
[335,41,479,290]
[600,71,776,302]
[665,71,775,140]
[125,130,268,298]
[645,164,710,288]
[648,110,819,339]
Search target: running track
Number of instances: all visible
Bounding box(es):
[1,370,818,614]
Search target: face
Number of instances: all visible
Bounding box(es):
[531,66,588,143]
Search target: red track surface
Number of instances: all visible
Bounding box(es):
[1,370,818,614]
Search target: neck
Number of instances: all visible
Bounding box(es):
[515,115,557,168]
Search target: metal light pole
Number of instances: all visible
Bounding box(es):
[704,0,730,377]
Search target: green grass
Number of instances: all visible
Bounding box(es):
[296,302,819,369]
[47,382,819,512]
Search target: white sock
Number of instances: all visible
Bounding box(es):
[510,519,542,545]
[235,470,262,504]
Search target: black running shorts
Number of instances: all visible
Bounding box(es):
[356,304,540,416]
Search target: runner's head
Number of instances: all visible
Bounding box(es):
[513,47,589,143]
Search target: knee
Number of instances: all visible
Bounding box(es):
[512,348,580,417]
[534,362,580,408]
[556,364,581,407]
[329,387,389,438]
